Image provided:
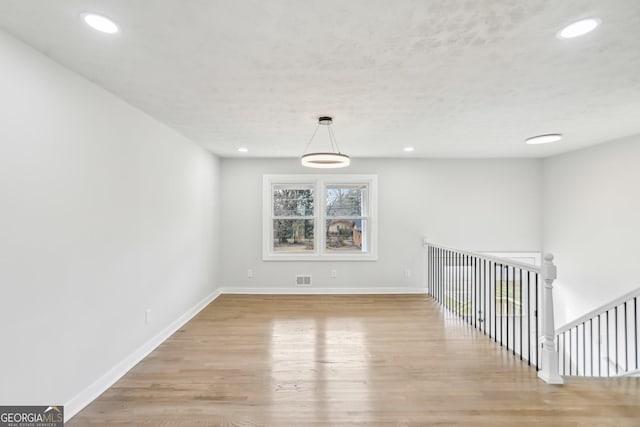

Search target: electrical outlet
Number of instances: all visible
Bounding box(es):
[145,309,151,325]
[247,269,253,278]
[331,269,337,278]
[404,269,412,278]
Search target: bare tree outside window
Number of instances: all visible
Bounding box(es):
[272,187,314,252]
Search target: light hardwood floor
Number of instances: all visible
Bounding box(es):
[68,294,640,426]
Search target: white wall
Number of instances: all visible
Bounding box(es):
[543,134,640,326]
[0,30,221,408]
[221,158,542,292]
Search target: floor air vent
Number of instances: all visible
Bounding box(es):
[296,275,312,286]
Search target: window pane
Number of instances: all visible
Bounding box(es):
[326,219,366,252]
[273,187,313,217]
[273,219,314,252]
[326,186,364,216]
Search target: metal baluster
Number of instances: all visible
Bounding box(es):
[460,253,463,318]
[569,330,572,375]
[464,254,468,321]
[441,248,444,305]
[615,306,618,375]
[606,310,610,377]
[436,248,439,303]
[428,246,431,298]
[449,250,451,310]
[450,250,453,312]
[484,259,487,336]
[455,252,458,315]
[520,269,523,360]
[535,273,540,370]
[445,250,448,309]
[624,301,628,373]
[454,252,457,314]
[564,331,567,375]
[469,255,472,324]
[492,262,498,342]
[577,324,581,375]
[439,248,442,302]
[431,246,434,299]
[461,253,464,318]
[439,249,442,305]
[506,266,510,352]
[527,271,531,365]
[453,253,458,314]
[583,322,586,376]
[576,326,579,375]
[499,264,503,347]
[448,250,452,311]
[473,256,477,328]
[458,252,462,317]
[512,266,516,356]
[590,318,593,376]
[436,247,439,301]
[598,314,602,377]
[438,248,442,303]
[635,297,638,371]
[460,253,463,319]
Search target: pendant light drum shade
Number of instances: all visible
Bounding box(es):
[301,152,350,168]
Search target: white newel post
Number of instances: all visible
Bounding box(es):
[538,253,564,384]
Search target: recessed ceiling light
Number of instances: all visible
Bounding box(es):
[525,134,563,145]
[557,18,600,39]
[403,147,415,152]
[237,147,249,153]
[82,13,119,34]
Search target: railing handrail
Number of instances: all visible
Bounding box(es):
[555,286,640,335]
[426,241,541,274]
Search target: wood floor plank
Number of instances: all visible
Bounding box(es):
[68,295,640,426]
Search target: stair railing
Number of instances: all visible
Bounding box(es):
[425,241,563,384]
[555,287,640,377]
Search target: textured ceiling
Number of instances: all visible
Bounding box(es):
[1,0,640,158]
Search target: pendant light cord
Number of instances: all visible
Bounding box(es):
[301,124,320,156]
[301,119,343,156]
[328,125,342,154]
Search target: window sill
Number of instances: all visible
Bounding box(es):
[263,253,378,262]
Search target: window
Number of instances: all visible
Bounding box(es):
[263,175,377,261]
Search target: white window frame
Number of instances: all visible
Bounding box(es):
[263,174,378,261]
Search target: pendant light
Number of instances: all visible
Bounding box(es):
[301,116,350,168]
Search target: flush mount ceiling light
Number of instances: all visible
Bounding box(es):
[557,18,600,39]
[237,147,249,153]
[403,147,415,152]
[82,13,119,34]
[301,116,350,168]
[525,134,563,145]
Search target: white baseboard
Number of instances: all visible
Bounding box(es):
[221,286,428,295]
[64,288,222,422]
